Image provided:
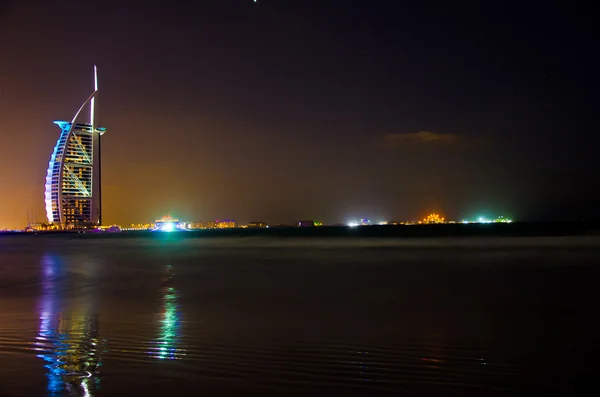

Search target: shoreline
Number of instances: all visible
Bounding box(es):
[2,222,599,239]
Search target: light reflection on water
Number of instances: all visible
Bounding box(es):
[150,264,183,360]
[35,254,103,396]
[0,236,595,395]
[33,253,186,396]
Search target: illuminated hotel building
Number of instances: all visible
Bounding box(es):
[45,66,107,228]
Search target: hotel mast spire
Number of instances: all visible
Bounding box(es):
[90,65,98,129]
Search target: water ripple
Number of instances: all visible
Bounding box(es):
[0,329,516,394]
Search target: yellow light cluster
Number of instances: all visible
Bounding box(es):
[188,220,237,229]
[128,224,153,230]
[421,213,445,224]
[26,222,61,231]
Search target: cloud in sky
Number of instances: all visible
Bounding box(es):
[382,131,460,145]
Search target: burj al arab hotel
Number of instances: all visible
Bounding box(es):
[45,66,107,228]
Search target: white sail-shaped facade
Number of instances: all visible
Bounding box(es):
[45,66,106,227]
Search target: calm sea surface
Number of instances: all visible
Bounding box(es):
[1,235,599,396]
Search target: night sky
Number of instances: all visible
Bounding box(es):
[0,0,597,228]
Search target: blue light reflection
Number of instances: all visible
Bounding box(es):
[36,254,103,396]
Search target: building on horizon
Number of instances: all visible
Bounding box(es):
[216,219,236,228]
[25,222,61,232]
[154,216,189,232]
[188,220,236,229]
[347,218,371,227]
[125,223,154,231]
[421,213,445,224]
[189,221,215,229]
[247,221,268,228]
[44,66,107,229]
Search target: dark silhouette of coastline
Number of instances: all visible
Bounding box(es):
[3,222,600,239]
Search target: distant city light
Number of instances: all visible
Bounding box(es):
[347,218,371,227]
[153,215,186,232]
[161,222,176,232]
[465,216,512,224]
[421,213,445,224]
[16,211,517,233]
